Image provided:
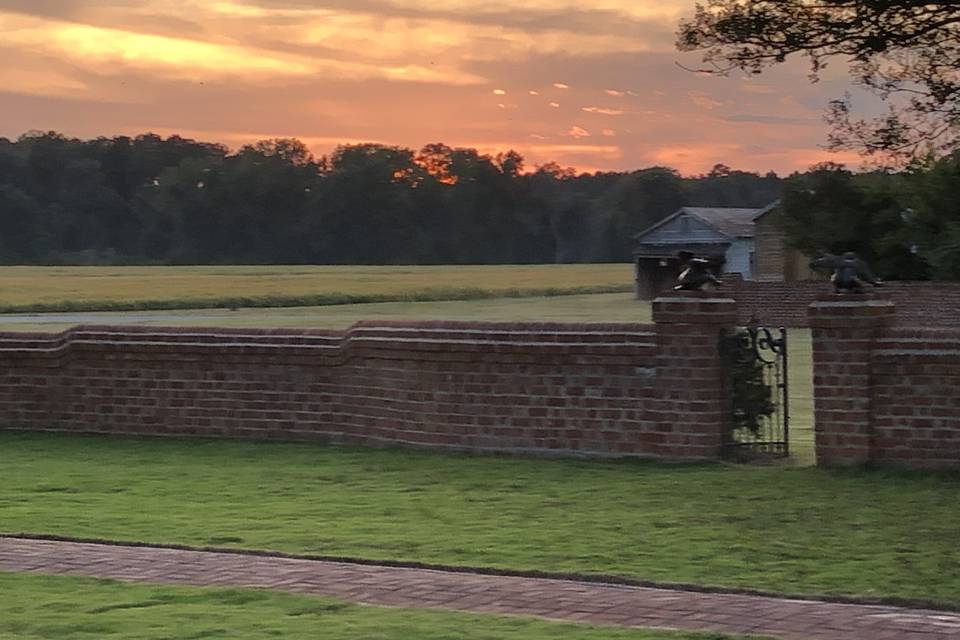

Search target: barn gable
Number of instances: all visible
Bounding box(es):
[637,211,730,245]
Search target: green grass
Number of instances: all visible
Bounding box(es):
[0,264,633,312]
[786,330,814,465]
[0,572,755,640]
[0,292,651,332]
[3,433,958,605]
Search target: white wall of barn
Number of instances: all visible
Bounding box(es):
[726,239,754,278]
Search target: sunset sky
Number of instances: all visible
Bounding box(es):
[0,0,870,175]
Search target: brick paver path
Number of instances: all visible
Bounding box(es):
[2,537,959,639]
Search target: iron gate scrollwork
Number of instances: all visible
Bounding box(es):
[721,323,789,460]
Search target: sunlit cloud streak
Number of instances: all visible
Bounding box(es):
[0,0,877,175]
[582,106,624,116]
[0,11,483,85]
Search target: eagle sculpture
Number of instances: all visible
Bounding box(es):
[809,252,882,293]
[674,251,727,291]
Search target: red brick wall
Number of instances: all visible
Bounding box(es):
[809,297,960,470]
[6,296,953,468]
[725,276,960,328]
[808,296,897,466]
[0,303,733,460]
[871,327,960,468]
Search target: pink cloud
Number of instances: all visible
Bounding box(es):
[0,0,875,177]
[582,106,624,116]
[564,125,591,138]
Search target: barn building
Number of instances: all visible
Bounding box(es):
[633,202,815,299]
[751,203,817,283]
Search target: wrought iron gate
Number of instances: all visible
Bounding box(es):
[721,324,789,460]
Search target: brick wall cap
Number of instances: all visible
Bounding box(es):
[875,348,960,357]
[652,296,736,304]
[809,299,895,309]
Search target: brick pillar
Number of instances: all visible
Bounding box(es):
[808,295,895,466]
[634,259,656,300]
[652,291,737,460]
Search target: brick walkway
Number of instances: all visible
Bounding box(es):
[2,537,959,639]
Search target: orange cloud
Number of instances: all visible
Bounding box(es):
[645,142,867,176]
[582,106,624,116]
[688,92,726,110]
[564,126,591,138]
[0,0,878,177]
[0,11,485,86]
[0,63,90,99]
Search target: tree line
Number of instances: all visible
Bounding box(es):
[0,130,957,279]
[779,158,960,280]
[0,131,780,266]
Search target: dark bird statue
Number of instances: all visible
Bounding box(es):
[674,251,726,291]
[809,252,882,293]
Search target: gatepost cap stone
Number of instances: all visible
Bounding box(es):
[807,294,896,328]
[652,292,737,326]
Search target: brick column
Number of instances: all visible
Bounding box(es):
[652,292,737,460]
[808,295,895,466]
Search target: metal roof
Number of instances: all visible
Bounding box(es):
[681,207,762,239]
[633,202,779,241]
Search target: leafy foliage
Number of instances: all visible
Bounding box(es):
[899,151,960,277]
[775,156,960,280]
[9,129,955,278]
[677,1,960,161]
[722,328,775,436]
[778,163,930,280]
[0,131,784,266]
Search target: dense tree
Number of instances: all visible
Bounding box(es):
[899,152,960,277]
[0,185,45,263]
[529,163,589,263]
[677,2,960,161]
[4,129,957,278]
[595,167,687,261]
[688,164,782,208]
[779,163,930,279]
[0,130,788,267]
[319,144,426,264]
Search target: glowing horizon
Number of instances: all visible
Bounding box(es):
[0,0,870,176]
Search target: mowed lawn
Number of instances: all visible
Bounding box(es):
[3,433,958,606]
[0,264,633,311]
[0,292,653,332]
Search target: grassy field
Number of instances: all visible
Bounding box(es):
[0,264,633,312]
[0,573,753,640]
[0,292,651,332]
[4,433,957,605]
[784,330,814,465]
